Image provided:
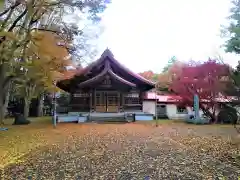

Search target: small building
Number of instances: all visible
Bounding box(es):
[143,92,189,119]
[143,92,240,122]
[57,49,155,118]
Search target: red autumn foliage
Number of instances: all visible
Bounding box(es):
[170,60,230,121]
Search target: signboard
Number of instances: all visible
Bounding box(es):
[73,93,89,97]
[125,93,139,98]
[99,75,112,88]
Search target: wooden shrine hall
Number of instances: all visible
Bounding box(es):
[57,49,155,115]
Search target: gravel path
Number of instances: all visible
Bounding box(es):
[2,124,240,180]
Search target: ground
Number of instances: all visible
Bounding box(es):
[0,118,240,179]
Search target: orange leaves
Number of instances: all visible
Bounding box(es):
[139,70,155,80]
[157,73,172,89]
[153,61,184,91]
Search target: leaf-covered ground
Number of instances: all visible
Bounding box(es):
[1,120,240,179]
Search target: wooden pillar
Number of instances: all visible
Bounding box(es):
[122,92,125,112]
[89,90,92,112]
[140,91,143,111]
[94,89,96,112]
[118,92,120,112]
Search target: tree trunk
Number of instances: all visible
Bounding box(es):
[37,93,44,117]
[0,93,4,124]
[23,97,30,119]
[0,88,8,124]
[199,103,215,123]
[3,89,10,118]
[0,63,5,124]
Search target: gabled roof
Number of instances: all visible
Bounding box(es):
[75,49,155,86]
[57,49,155,92]
[78,60,136,88]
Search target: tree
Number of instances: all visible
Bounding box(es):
[139,70,155,80]
[221,0,240,129]
[162,56,177,73]
[157,60,184,92]
[0,0,110,123]
[170,60,230,123]
[222,0,240,53]
[13,30,72,118]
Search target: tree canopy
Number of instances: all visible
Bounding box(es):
[0,0,110,123]
[170,60,230,122]
[222,0,240,54]
[162,56,177,73]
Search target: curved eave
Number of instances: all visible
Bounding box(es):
[78,68,136,88]
[108,69,136,87]
[110,58,155,87]
[56,79,71,92]
[78,67,108,88]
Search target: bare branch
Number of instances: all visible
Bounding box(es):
[8,8,27,32]
[0,1,20,17]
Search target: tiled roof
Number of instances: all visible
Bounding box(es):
[144,92,238,103]
[144,92,181,102]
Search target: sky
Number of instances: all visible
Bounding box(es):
[97,0,240,73]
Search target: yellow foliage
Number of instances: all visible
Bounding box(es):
[31,30,70,62]
[0,31,17,40]
[22,29,73,93]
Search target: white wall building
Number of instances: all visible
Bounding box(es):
[142,92,238,120]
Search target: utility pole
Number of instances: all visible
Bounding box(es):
[155,85,158,127]
[53,80,57,128]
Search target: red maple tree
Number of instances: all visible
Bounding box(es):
[170,60,230,122]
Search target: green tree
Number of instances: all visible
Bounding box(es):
[220,1,240,130]
[222,0,240,53]
[162,56,177,73]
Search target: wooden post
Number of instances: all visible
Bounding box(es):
[94,89,96,111]
[122,92,125,112]
[89,90,92,121]
[155,86,158,127]
[118,92,120,112]
[53,80,57,128]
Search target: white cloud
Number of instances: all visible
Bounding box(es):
[98,0,239,72]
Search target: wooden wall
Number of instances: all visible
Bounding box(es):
[69,89,144,112]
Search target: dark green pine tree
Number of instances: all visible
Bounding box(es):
[162,56,177,73]
[223,0,240,53]
[221,0,240,96]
